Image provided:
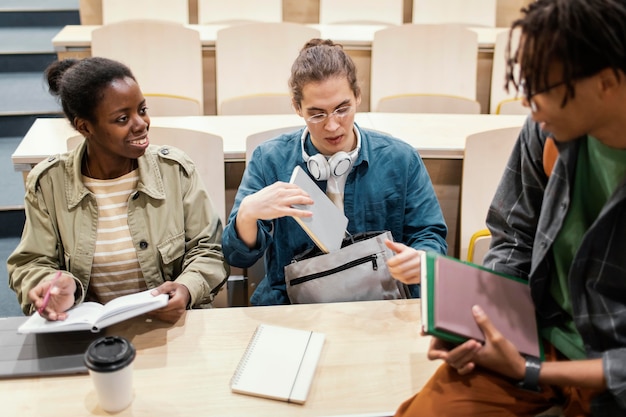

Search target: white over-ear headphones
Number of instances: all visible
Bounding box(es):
[300,128,361,181]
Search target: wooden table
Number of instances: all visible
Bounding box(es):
[0,299,441,417]
[51,24,508,115]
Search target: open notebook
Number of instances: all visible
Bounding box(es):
[230,324,325,404]
[17,289,168,334]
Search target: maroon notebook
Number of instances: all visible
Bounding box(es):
[421,252,542,359]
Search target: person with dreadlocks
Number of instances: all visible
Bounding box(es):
[394,0,626,415]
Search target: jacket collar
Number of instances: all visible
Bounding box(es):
[65,141,166,209]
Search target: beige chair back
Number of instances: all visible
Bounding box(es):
[102,0,189,24]
[245,126,303,164]
[221,94,294,116]
[377,94,480,114]
[92,20,203,115]
[215,22,320,115]
[371,24,479,113]
[67,126,225,224]
[68,127,229,307]
[197,0,282,24]
[460,126,520,262]
[412,0,497,27]
[319,0,403,25]
[242,125,302,300]
[144,94,203,117]
[490,29,530,115]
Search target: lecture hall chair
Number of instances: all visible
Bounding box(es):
[242,125,304,302]
[318,0,404,26]
[101,0,189,24]
[490,29,530,115]
[68,126,231,306]
[370,24,481,114]
[91,19,204,116]
[215,22,320,115]
[412,0,497,27]
[459,126,520,264]
[197,0,282,24]
[67,126,225,225]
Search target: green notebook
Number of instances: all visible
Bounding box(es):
[420,251,543,359]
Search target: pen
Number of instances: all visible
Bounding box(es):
[37,270,62,315]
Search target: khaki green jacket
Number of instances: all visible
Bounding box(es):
[8,141,229,314]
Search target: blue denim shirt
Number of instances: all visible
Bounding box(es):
[223,125,448,305]
[484,117,626,414]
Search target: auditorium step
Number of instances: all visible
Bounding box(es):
[0,0,78,222]
[0,0,79,27]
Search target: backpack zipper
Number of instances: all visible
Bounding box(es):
[289,254,379,286]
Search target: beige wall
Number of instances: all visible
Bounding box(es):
[80,0,534,26]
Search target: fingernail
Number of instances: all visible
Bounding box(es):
[472,305,483,315]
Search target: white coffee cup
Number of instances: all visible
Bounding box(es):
[84,336,136,413]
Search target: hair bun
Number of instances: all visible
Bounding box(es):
[45,59,79,95]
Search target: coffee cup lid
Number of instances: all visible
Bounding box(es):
[84,336,136,373]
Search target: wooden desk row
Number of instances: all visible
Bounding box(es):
[52,24,509,115]
[13,112,527,168]
[13,113,526,257]
[0,299,441,416]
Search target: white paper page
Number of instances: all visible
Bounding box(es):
[96,290,168,329]
[17,302,104,334]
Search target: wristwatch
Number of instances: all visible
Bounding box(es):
[517,356,542,392]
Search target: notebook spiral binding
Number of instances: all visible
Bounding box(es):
[230,325,264,386]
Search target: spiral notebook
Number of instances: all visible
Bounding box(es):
[230,324,325,404]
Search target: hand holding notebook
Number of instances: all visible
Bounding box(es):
[420,251,542,359]
[18,289,168,334]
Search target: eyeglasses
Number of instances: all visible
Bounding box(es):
[519,79,567,100]
[306,105,355,124]
[518,79,568,112]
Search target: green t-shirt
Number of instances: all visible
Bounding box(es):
[543,136,626,359]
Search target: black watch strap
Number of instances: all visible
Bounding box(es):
[517,356,542,392]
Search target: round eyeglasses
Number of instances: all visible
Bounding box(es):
[306,105,355,124]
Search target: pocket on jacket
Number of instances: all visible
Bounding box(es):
[157,232,185,280]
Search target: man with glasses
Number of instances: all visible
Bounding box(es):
[222,39,447,306]
[395,0,626,415]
